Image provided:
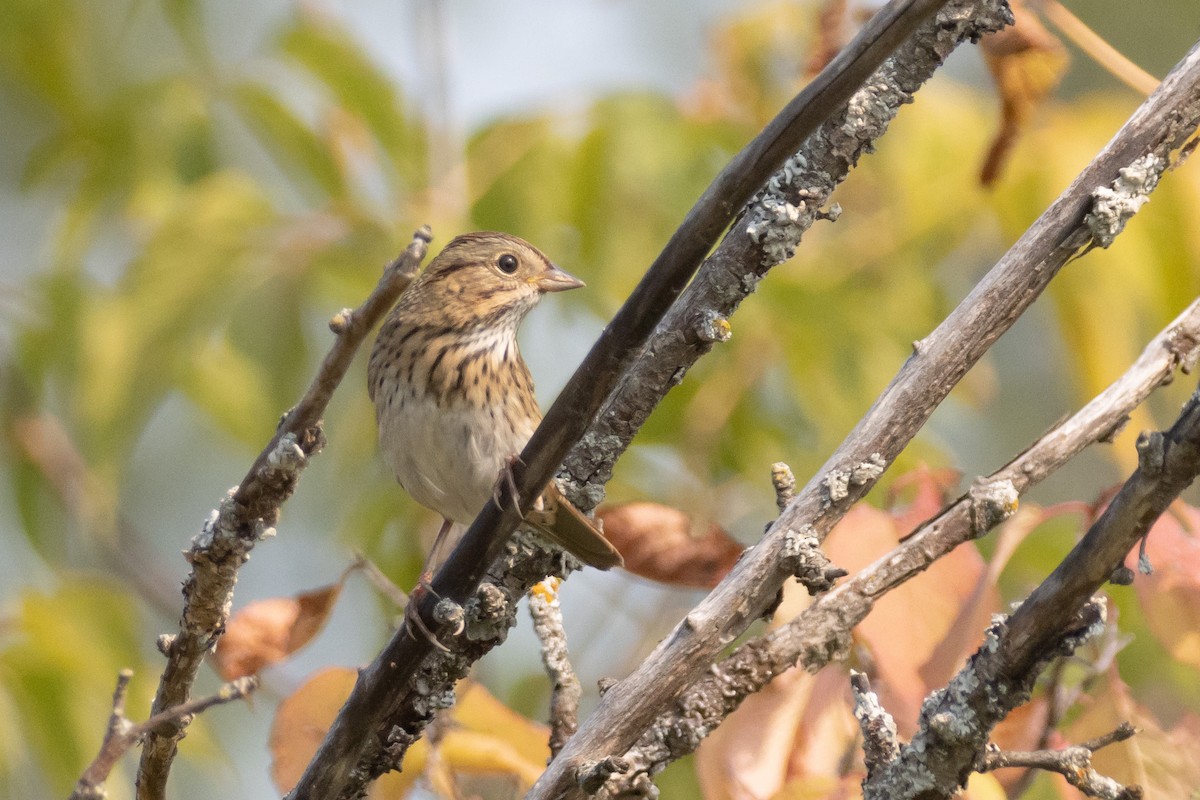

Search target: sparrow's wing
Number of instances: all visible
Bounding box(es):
[524,483,624,570]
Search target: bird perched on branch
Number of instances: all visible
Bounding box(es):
[368,231,622,572]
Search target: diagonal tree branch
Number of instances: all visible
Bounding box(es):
[285,2,998,797]
[862,372,1200,798]
[134,227,432,800]
[976,723,1141,799]
[529,31,1200,800]
[597,295,1200,794]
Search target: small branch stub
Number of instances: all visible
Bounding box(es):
[851,671,901,774]
[781,525,846,595]
[529,578,583,758]
[968,478,1019,536]
[329,308,353,335]
[576,756,630,794]
[771,462,797,512]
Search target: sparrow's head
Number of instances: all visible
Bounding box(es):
[403,232,584,329]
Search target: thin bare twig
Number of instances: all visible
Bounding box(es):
[72,670,257,800]
[978,723,1142,799]
[529,578,582,758]
[1040,0,1159,95]
[351,550,412,608]
[135,227,432,800]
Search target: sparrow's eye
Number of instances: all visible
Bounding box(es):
[497,254,519,274]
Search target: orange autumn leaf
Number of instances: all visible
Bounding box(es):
[269,667,358,795]
[1128,502,1200,669]
[269,669,551,798]
[597,502,744,588]
[803,0,849,78]
[985,697,1052,795]
[887,465,960,534]
[979,1,1069,185]
[214,578,345,680]
[697,666,860,800]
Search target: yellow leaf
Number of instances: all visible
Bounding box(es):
[270,672,551,797]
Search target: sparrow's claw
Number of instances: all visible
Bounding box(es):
[403,580,452,653]
[491,454,526,517]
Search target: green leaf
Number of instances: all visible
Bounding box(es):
[71,172,275,465]
[159,0,210,64]
[230,81,345,200]
[0,578,150,796]
[278,16,425,186]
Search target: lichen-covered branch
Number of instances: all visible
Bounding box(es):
[861,600,1110,799]
[560,0,1011,504]
[73,670,256,800]
[863,376,1200,798]
[529,578,583,757]
[535,32,1200,800]
[977,724,1142,800]
[594,297,1200,795]
[134,227,431,800]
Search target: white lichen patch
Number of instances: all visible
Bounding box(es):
[1086,153,1164,248]
[823,469,851,504]
[850,453,887,486]
[782,525,820,562]
[267,432,306,470]
[743,151,832,267]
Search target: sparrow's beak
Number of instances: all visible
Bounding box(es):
[534,264,586,293]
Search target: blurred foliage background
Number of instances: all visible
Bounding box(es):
[2,0,1199,798]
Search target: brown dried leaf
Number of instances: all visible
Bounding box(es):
[979,1,1069,185]
[597,502,744,588]
[269,670,550,797]
[697,666,859,800]
[214,579,345,680]
[985,697,1052,794]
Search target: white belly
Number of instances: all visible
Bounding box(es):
[378,393,527,524]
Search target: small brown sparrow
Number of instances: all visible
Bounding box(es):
[367,231,622,570]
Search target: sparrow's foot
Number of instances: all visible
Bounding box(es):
[403,580,451,653]
[491,454,527,517]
